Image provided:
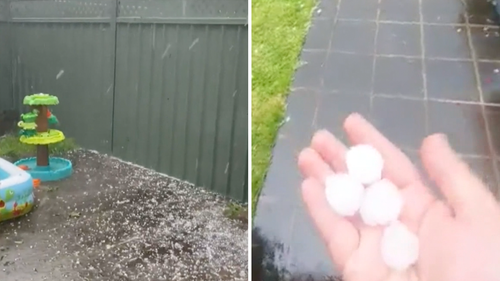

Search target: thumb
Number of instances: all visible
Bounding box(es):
[420,134,498,218]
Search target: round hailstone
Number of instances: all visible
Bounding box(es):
[359,179,403,226]
[381,221,419,271]
[325,174,365,217]
[346,144,384,185]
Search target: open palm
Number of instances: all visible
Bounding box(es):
[298,113,500,281]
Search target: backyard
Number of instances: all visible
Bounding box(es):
[0,134,248,280]
[0,0,249,280]
[252,0,316,209]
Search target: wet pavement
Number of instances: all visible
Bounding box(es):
[253,0,500,279]
[0,150,247,281]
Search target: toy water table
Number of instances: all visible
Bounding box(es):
[13,93,73,182]
[0,157,39,222]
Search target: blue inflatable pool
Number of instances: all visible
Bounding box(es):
[0,157,35,221]
[494,1,500,19]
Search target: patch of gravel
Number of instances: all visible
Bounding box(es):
[0,149,248,281]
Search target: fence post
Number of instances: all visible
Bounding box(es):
[5,0,16,110]
[109,0,119,153]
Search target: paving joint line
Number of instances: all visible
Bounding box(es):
[290,88,500,107]
[461,1,500,197]
[321,0,343,89]
[372,93,490,104]
[336,17,500,29]
[368,0,382,113]
[402,146,494,159]
[310,0,342,128]
[301,49,500,63]
[417,0,430,138]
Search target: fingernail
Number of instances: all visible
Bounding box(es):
[437,133,449,143]
[349,112,363,121]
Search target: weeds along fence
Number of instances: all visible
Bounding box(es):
[0,0,248,202]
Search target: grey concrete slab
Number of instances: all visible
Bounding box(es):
[0,150,248,281]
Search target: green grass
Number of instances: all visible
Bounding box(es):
[224,202,249,226]
[0,134,78,161]
[252,0,316,213]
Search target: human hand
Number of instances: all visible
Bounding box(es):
[297,113,500,281]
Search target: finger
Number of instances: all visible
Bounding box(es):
[298,147,334,183]
[420,134,498,218]
[311,130,348,173]
[302,177,359,269]
[343,113,420,187]
[343,113,435,230]
[344,227,388,281]
[398,181,435,233]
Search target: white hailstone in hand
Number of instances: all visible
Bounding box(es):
[381,221,419,271]
[346,144,384,185]
[359,179,403,226]
[325,174,365,216]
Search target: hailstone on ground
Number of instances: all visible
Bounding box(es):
[325,174,365,216]
[359,179,403,226]
[381,221,419,271]
[346,144,384,185]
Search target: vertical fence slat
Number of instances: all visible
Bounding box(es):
[160,24,178,176]
[0,2,13,112]
[171,23,190,179]
[8,0,116,153]
[187,25,209,186]
[214,25,226,193]
[0,24,12,111]
[147,24,163,170]
[109,0,118,152]
[194,25,210,186]
[183,24,195,182]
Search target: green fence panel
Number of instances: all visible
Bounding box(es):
[0,4,12,111]
[8,0,116,153]
[1,0,248,202]
[112,0,248,201]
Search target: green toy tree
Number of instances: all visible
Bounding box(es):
[17,94,65,167]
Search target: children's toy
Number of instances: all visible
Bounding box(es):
[14,94,73,182]
[493,1,500,20]
[0,157,35,221]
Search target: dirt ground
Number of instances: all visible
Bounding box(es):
[0,149,248,281]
